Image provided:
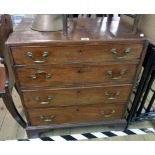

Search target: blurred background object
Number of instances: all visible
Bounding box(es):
[0,14,13,57]
[31,15,63,32]
[11,14,26,27]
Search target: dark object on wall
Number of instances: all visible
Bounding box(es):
[0,14,13,57]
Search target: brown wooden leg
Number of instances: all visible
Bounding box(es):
[26,128,54,138]
[26,130,41,139]
[25,119,127,139]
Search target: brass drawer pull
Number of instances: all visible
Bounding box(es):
[31,70,52,79]
[35,96,54,105]
[39,115,55,122]
[100,110,116,118]
[27,51,49,64]
[107,69,128,80]
[111,48,131,59]
[104,91,120,100]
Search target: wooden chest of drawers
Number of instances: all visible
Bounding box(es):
[5,17,148,138]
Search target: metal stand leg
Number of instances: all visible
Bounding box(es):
[146,72,155,113]
[126,45,155,129]
[146,92,155,113]
[137,72,155,116]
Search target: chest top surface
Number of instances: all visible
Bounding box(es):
[6,17,145,46]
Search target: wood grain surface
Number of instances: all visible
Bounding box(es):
[27,103,126,126]
[22,84,132,108]
[15,62,138,88]
[11,43,143,65]
[0,64,6,93]
[6,18,145,46]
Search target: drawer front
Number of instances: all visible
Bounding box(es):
[28,103,126,126]
[22,84,132,108]
[15,63,138,88]
[11,44,143,65]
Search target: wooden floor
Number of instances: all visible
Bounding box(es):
[0,87,155,141]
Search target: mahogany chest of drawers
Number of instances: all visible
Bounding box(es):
[5,17,148,138]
